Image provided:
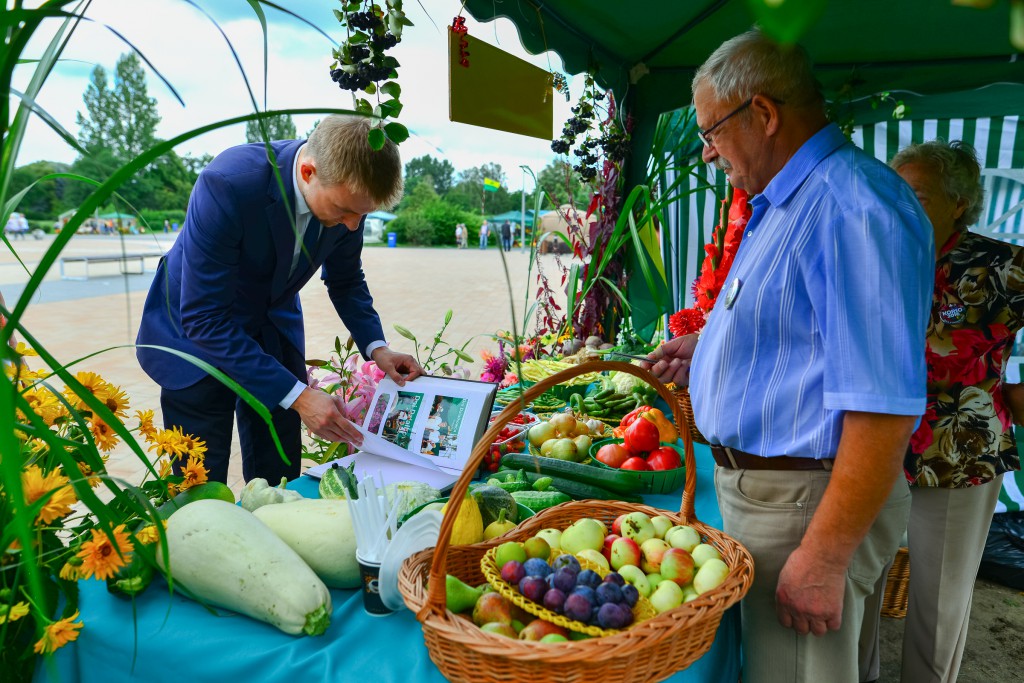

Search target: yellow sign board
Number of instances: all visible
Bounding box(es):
[448,29,554,140]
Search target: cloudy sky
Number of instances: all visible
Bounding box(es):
[14,0,585,191]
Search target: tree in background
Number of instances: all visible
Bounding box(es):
[77,53,160,162]
[8,161,71,220]
[245,113,297,142]
[447,162,517,214]
[404,155,455,196]
[537,159,592,209]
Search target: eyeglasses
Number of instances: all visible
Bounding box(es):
[697,98,753,148]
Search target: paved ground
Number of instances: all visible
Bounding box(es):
[3,232,556,493]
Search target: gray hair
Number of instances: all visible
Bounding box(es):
[692,29,824,112]
[890,140,984,230]
[305,115,403,209]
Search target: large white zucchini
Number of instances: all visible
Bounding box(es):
[157,499,332,636]
[253,498,360,589]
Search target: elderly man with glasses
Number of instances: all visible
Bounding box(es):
[644,29,934,683]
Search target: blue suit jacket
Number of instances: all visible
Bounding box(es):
[136,140,385,408]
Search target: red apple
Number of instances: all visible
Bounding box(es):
[660,548,696,587]
[621,457,651,471]
[640,538,671,574]
[609,536,642,570]
[611,514,628,536]
[518,619,568,641]
[602,533,621,562]
[595,443,631,468]
[647,446,682,471]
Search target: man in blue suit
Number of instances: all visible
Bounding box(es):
[137,115,421,484]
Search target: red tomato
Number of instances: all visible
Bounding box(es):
[647,446,682,471]
[620,456,651,471]
[623,417,660,453]
[595,443,632,468]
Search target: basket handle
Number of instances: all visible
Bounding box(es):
[419,359,696,622]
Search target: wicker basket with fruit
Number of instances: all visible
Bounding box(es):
[397,361,754,683]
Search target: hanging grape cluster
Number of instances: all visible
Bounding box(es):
[551,75,629,182]
[330,3,403,94]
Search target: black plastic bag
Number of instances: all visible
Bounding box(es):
[978,511,1024,590]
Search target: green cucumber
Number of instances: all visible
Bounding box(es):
[499,467,643,503]
[499,452,646,495]
[510,490,571,513]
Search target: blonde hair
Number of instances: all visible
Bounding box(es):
[305,115,404,209]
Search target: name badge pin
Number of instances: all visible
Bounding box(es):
[724,278,742,309]
[939,303,966,325]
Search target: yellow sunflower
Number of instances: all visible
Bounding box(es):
[19,386,65,426]
[135,409,157,442]
[179,431,208,461]
[0,601,30,625]
[101,384,130,418]
[76,524,133,580]
[89,418,120,452]
[33,611,83,654]
[63,371,112,413]
[59,560,83,581]
[135,520,166,545]
[179,455,209,491]
[22,465,77,525]
[14,341,38,356]
[148,427,186,459]
[76,461,103,488]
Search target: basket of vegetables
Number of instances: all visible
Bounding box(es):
[397,361,754,683]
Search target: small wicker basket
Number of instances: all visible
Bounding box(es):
[398,361,754,683]
[881,547,910,619]
[673,386,708,445]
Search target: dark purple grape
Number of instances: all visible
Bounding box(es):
[563,592,592,622]
[621,583,639,607]
[595,582,623,606]
[603,572,625,587]
[523,558,552,578]
[551,555,580,574]
[597,602,633,629]
[519,576,548,603]
[551,568,577,593]
[576,569,601,589]
[542,588,566,613]
[501,560,525,585]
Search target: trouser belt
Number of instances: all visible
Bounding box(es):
[711,445,834,471]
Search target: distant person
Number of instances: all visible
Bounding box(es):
[478,220,489,249]
[454,223,464,249]
[460,223,469,249]
[500,220,512,251]
[136,114,423,485]
[163,219,170,233]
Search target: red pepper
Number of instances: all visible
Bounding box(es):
[623,416,660,454]
[620,405,653,429]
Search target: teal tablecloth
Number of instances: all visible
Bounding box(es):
[34,444,739,683]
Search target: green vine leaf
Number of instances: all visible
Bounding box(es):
[380,81,401,98]
[367,127,386,150]
[363,82,376,95]
[355,99,373,115]
[384,122,409,143]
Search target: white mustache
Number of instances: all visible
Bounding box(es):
[715,159,732,172]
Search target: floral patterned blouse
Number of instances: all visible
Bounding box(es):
[907,230,1024,488]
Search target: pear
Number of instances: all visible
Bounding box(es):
[445,574,484,614]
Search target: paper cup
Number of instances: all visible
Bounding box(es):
[356,553,393,617]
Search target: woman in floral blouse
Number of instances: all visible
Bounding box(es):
[861,140,1024,683]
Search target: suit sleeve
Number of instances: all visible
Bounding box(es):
[320,224,386,358]
[178,169,302,408]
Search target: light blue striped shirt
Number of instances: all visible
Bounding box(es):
[690,124,934,458]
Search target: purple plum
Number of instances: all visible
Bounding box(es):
[551,554,581,574]
[518,576,548,603]
[551,568,577,594]
[576,569,601,589]
[595,582,623,606]
[621,583,640,607]
[602,572,625,587]
[523,558,553,578]
[563,592,592,622]
[542,587,567,613]
[597,602,634,629]
[501,560,526,585]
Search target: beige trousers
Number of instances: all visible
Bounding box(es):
[860,475,1003,683]
[715,466,910,683]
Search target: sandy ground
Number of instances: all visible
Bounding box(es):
[4,232,1022,680]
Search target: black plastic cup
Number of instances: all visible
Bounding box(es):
[356,553,393,617]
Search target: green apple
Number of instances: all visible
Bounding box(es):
[535,528,562,553]
[650,515,674,539]
[649,580,684,613]
[617,564,652,597]
[664,525,701,552]
[693,558,730,594]
[691,543,723,568]
[560,518,605,554]
[576,548,610,571]
[646,572,664,590]
[494,541,528,567]
[620,512,656,545]
[681,586,699,603]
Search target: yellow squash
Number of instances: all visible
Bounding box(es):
[442,492,484,545]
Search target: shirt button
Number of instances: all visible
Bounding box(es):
[747,231,752,237]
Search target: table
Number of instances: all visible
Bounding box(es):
[34,444,740,683]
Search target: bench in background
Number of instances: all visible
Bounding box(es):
[59,252,164,280]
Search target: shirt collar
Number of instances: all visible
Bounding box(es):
[761,123,847,207]
[291,143,310,217]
